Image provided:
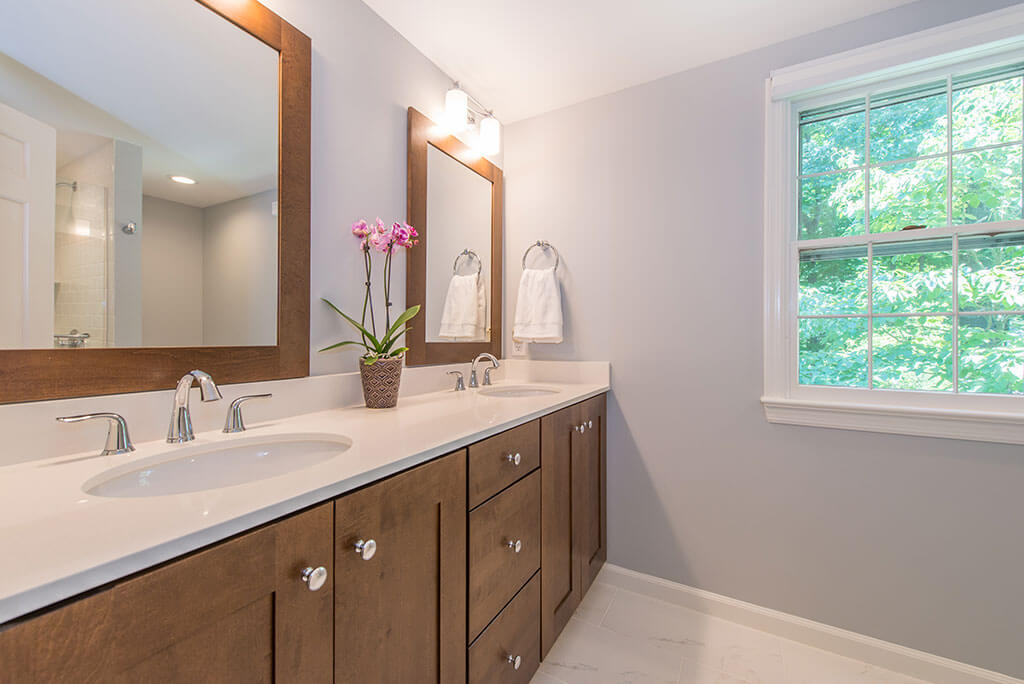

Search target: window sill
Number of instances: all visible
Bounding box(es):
[761,396,1024,445]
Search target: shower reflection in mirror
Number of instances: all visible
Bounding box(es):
[0,0,279,350]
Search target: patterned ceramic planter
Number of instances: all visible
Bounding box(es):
[359,355,404,408]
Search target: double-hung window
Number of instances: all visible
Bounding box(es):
[763,7,1024,443]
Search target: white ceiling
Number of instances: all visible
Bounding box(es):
[361,0,918,123]
[0,0,278,208]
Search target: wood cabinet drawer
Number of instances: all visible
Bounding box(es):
[468,469,541,640]
[468,420,540,509]
[468,572,540,684]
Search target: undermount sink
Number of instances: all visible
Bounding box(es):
[478,385,561,398]
[84,433,352,498]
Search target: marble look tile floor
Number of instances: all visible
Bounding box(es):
[531,582,934,684]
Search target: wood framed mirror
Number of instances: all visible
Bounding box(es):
[0,0,310,403]
[406,107,503,366]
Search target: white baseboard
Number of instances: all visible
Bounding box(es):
[597,564,1022,684]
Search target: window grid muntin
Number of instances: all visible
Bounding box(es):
[797,71,1024,239]
[796,66,1024,394]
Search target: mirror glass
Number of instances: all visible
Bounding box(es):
[0,0,278,349]
[425,144,493,343]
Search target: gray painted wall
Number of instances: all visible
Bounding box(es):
[260,0,499,374]
[202,189,278,346]
[504,1,1024,677]
[141,195,204,346]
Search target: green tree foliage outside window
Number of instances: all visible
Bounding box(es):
[796,70,1024,395]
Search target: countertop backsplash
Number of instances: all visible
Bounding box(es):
[0,359,609,466]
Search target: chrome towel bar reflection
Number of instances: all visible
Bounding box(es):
[521,240,560,270]
[453,248,482,275]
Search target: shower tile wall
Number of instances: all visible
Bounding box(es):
[53,138,116,348]
[54,181,109,347]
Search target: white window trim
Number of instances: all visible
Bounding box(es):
[762,5,1024,445]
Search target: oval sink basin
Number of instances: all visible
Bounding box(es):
[478,385,561,398]
[84,433,351,498]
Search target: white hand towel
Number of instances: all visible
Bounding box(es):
[513,267,563,343]
[439,272,486,340]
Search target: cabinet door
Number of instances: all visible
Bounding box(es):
[540,394,608,657]
[334,451,467,684]
[540,402,582,657]
[575,394,607,595]
[0,503,334,683]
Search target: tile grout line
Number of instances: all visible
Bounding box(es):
[596,585,618,626]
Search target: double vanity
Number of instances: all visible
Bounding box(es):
[0,365,608,683]
[0,0,607,681]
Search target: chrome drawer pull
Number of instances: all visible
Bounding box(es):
[507,654,522,670]
[507,452,522,466]
[506,539,523,554]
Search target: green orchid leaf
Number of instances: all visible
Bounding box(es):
[381,305,420,346]
[381,327,411,353]
[318,340,368,353]
[322,298,381,349]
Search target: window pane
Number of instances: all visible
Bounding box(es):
[952,145,1023,225]
[799,171,865,240]
[870,89,947,163]
[869,158,948,233]
[952,76,1023,150]
[799,247,868,315]
[959,232,1024,312]
[959,315,1024,394]
[800,110,865,175]
[798,318,868,387]
[872,316,953,391]
[872,239,953,314]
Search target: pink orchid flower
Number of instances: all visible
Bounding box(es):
[351,219,370,239]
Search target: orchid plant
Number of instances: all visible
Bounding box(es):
[321,218,420,364]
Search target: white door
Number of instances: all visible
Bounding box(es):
[0,100,55,348]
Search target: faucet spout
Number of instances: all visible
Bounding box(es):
[470,353,500,388]
[168,370,222,443]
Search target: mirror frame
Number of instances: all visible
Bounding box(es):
[406,107,503,366]
[0,0,311,404]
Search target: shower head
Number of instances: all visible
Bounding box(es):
[56,180,78,192]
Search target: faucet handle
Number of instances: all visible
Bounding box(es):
[223,394,272,433]
[483,366,497,386]
[446,370,466,392]
[56,412,135,456]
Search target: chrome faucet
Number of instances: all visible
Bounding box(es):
[470,353,500,388]
[167,370,222,443]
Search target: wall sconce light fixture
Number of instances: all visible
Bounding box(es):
[444,82,501,155]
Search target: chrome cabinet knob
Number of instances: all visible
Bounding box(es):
[588,420,593,429]
[507,539,523,553]
[301,565,328,591]
[507,452,522,466]
[354,539,377,560]
[507,654,522,670]
[577,423,586,434]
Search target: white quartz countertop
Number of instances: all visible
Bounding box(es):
[0,378,607,624]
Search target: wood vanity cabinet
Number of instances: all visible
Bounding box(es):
[333,450,467,684]
[0,394,607,683]
[540,394,607,657]
[0,502,335,683]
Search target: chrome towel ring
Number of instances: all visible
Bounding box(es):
[521,240,560,270]
[453,249,483,275]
